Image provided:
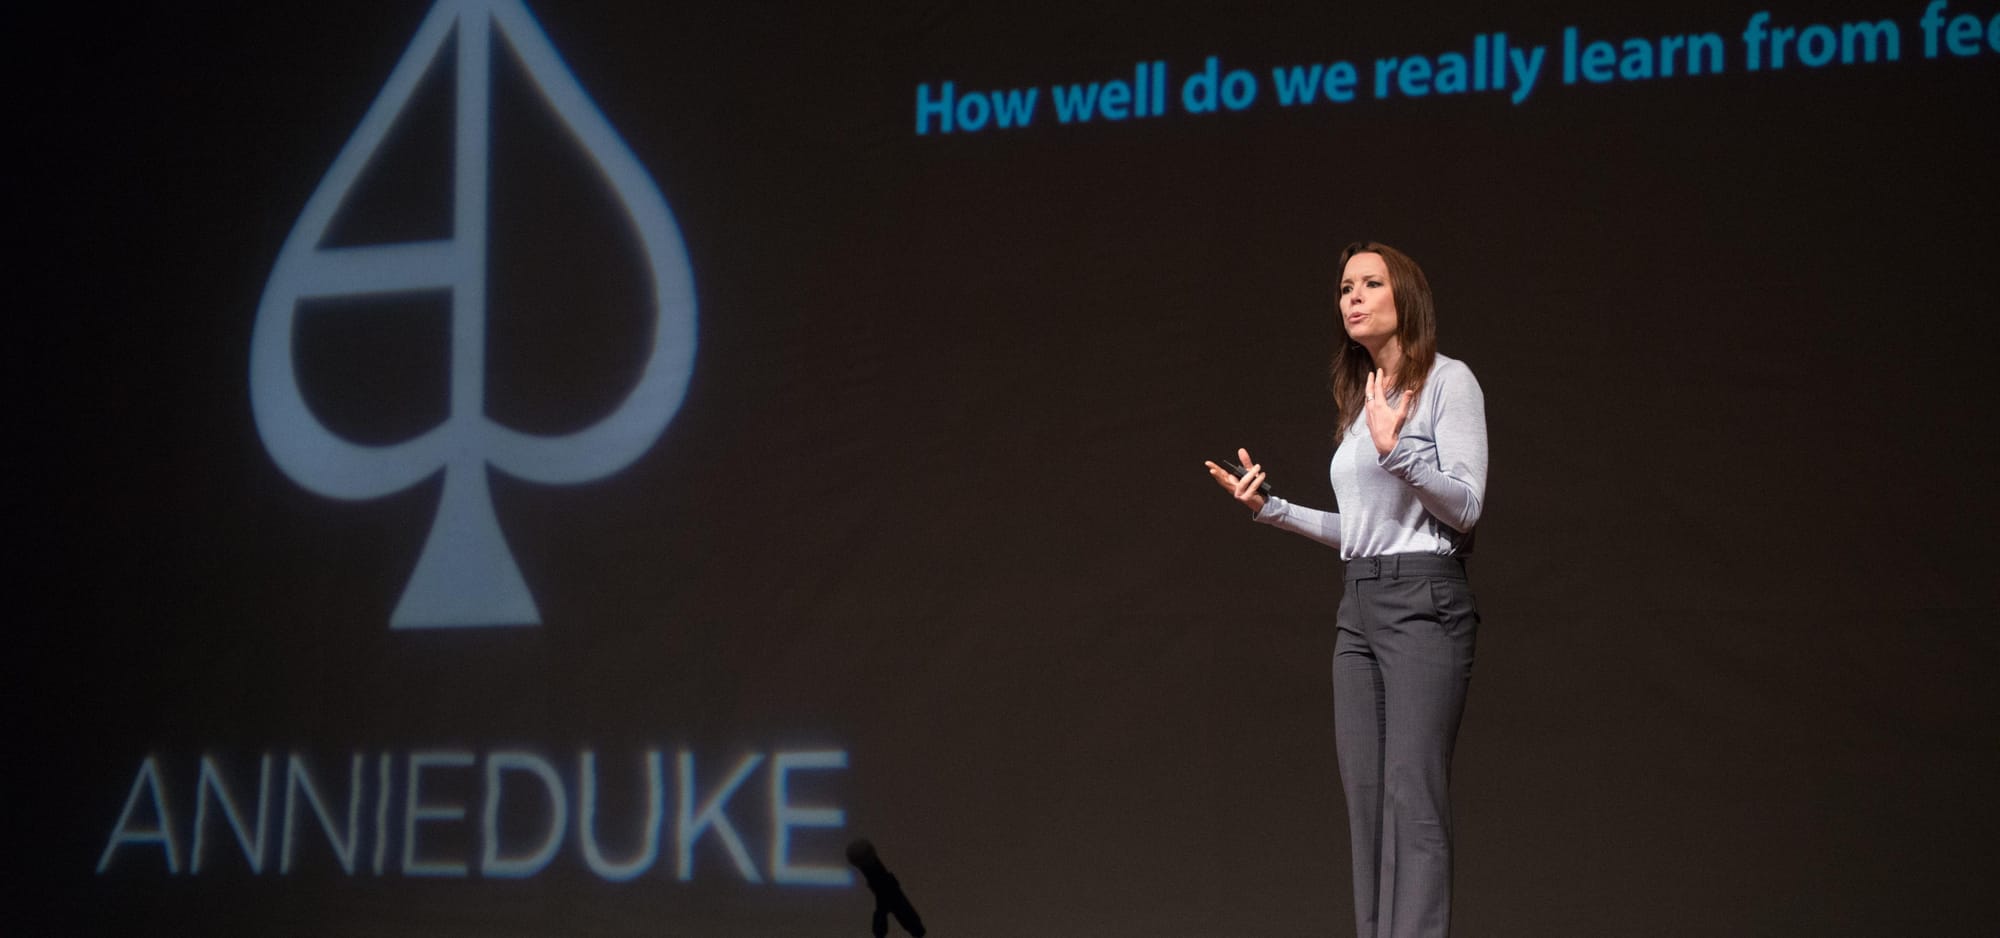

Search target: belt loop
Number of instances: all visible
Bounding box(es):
[1384,555,1399,579]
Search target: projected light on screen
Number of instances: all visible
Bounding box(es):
[96,749,852,885]
[249,0,698,629]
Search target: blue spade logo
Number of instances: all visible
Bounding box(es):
[250,0,697,628]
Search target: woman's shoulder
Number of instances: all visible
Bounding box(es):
[1429,353,1480,388]
[1422,354,1484,415]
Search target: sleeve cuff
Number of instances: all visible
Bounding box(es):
[1254,496,1288,523]
[1377,437,1424,481]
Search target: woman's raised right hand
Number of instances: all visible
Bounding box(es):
[1203,446,1267,514]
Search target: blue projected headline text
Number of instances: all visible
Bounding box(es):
[914,3,2000,134]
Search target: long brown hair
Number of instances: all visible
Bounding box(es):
[1330,241,1438,436]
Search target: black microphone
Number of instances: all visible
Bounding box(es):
[847,839,927,938]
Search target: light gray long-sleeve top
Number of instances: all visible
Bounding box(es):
[1253,353,1487,559]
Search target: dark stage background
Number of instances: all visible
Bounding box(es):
[13,1,1999,935]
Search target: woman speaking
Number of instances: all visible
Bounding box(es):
[1206,242,1487,938]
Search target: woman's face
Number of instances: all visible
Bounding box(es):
[1339,252,1398,343]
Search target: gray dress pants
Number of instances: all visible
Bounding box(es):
[1334,553,1479,938]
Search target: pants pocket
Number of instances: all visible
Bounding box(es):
[1426,577,1480,642]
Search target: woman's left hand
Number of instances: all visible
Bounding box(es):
[1365,368,1413,457]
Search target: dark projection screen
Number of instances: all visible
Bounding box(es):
[15,1,1999,935]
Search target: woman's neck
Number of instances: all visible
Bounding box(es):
[1366,337,1405,389]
